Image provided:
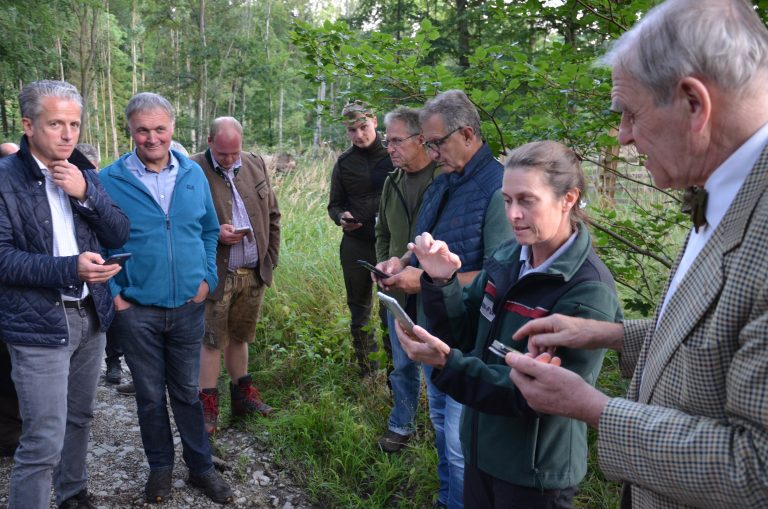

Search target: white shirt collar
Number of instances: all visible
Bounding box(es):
[702,120,768,231]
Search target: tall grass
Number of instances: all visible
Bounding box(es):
[234,154,628,507]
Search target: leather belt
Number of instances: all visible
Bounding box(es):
[233,267,254,276]
[63,295,93,309]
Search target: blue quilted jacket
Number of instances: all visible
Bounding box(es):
[414,143,504,271]
[0,137,130,346]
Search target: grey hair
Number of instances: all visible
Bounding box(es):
[504,140,586,229]
[419,90,481,138]
[18,80,83,122]
[384,107,422,135]
[209,117,244,139]
[75,143,99,165]
[125,92,175,125]
[602,0,768,104]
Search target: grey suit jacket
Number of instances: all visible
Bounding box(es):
[596,144,768,509]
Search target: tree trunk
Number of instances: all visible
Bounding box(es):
[131,0,138,95]
[456,0,469,68]
[598,128,620,204]
[197,0,208,152]
[278,86,284,149]
[105,0,119,160]
[1,86,8,137]
[313,77,325,148]
[55,37,65,81]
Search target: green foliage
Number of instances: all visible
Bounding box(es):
[290,0,701,315]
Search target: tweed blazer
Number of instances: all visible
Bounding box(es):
[191,150,281,300]
[597,144,768,508]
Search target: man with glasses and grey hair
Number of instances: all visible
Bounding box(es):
[506,0,768,508]
[374,106,438,453]
[378,90,512,509]
[0,80,129,509]
[99,92,232,504]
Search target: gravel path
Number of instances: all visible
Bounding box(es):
[0,367,313,509]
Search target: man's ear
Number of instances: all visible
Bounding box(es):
[460,125,474,142]
[678,76,711,134]
[21,117,33,136]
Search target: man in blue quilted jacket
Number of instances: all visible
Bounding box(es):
[0,80,130,509]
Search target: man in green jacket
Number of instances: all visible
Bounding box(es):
[375,106,438,452]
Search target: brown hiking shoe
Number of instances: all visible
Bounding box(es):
[231,375,273,417]
[199,388,219,434]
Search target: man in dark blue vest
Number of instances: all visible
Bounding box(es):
[377,90,512,509]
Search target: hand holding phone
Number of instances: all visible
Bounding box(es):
[378,292,415,334]
[488,340,522,358]
[357,259,392,279]
[341,216,360,224]
[102,253,132,266]
[232,226,252,235]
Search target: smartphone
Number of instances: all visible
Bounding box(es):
[103,253,132,266]
[341,216,360,224]
[377,291,415,334]
[233,226,252,234]
[488,340,522,358]
[356,259,392,279]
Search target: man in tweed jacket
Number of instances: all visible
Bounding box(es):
[505,0,768,508]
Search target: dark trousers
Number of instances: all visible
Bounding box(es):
[104,328,123,365]
[464,463,577,509]
[339,234,390,374]
[0,341,21,451]
[110,301,213,475]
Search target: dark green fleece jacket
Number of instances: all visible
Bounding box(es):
[421,223,622,489]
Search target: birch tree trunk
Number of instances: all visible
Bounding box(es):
[278,86,284,149]
[104,0,119,160]
[131,0,137,95]
[197,0,208,152]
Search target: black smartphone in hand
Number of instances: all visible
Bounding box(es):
[356,259,392,279]
[341,216,360,224]
[103,253,132,266]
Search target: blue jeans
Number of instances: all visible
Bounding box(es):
[7,304,105,509]
[424,364,465,509]
[110,300,213,476]
[386,312,422,435]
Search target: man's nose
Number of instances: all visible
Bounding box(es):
[617,115,634,146]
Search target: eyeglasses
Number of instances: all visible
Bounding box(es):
[422,127,463,152]
[382,133,419,149]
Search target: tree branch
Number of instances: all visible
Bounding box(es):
[587,218,673,269]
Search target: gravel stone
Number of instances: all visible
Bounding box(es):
[0,367,314,508]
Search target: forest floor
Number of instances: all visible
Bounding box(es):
[0,364,314,509]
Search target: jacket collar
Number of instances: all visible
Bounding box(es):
[17,135,94,179]
[445,142,494,187]
[484,222,591,292]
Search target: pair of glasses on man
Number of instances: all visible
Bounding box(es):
[381,133,418,148]
[383,126,464,151]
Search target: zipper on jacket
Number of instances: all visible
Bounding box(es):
[113,160,185,306]
[165,215,175,304]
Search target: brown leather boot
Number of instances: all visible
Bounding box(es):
[230,375,273,417]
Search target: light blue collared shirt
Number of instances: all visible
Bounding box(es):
[124,150,179,215]
[518,230,578,280]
